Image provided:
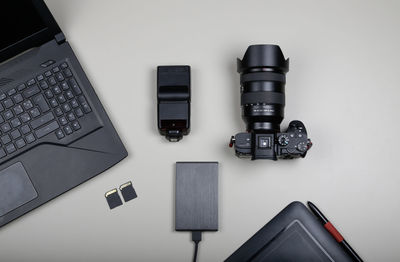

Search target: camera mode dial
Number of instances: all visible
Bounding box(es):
[278,134,289,146]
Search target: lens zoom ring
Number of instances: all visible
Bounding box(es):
[241,92,285,106]
[240,72,285,84]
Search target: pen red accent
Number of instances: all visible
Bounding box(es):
[307,201,363,262]
[324,221,344,242]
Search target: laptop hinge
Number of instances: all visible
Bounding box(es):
[54,32,66,45]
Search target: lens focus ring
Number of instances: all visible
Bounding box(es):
[241,91,285,106]
[240,71,286,85]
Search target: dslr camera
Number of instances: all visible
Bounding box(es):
[229,45,312,160]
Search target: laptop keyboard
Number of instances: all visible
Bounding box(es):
[0,61,96,159]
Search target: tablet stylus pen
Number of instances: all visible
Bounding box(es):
[307,201,363,262]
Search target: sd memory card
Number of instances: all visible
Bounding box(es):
[119,181,137,202]
[105,188,123,209]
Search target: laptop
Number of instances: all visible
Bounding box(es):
[0,0,127,227]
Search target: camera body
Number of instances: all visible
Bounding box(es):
[230,121,311,160]
[229,45,312,160]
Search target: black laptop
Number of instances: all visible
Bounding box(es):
[0,0,127,227]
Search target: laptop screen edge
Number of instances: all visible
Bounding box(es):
[0,0,62,64]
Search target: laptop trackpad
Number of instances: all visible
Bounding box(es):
[0,162,38,217]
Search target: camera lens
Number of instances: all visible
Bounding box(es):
[237,45,289,132]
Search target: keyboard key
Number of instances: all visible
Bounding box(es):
[21,125,31,134]
[55,72,64,82]
[23,85,40,98]
[0,115,4,124]
[48,77,57,86]
[15,139,26,149]
[57,94,66,104]
[65,90,74,99]
[1,135,11,145]
[27,79,36,86]
[11,118,21,128]
[72,121,80,131]
[1,123,11,133]
[67,112,75,121]
[62,103,71,113]
[35,121,59,138]
[30,108,40,118]
[31,112,54,129]
[60,62,68,69]
[3,98,14,109]
[33,94,50,112]
[10,129,21,139]
[13,94,23,104]
[0,148,6,158]
[70,99,79,108]
[52,66,60,73]
[13,105,23,115]
[78,96,91,113]
[82,104,92,114]
[45,90,54,99]
[6,143,16,154]
[25,133,36,144]
[53,86,62,94]
[0,93,5,100]
[4,110,13,120]
[20,113,31,123]
[64,125,73,135]
[61,82,69,90]
[17,84,26,91]
[59,116,68,126]
[75,108,84,118]
[41,60,55,68]
[22,100,33,110]
[55,107,63,116]
[70,78,82,95]
[7,88,16,96]
[44,71,52,77]
[39,80,49,90]
[55,129,65,139]
[0,103,4,112]
[37,74,44,81]
[63,68,73,78]
[49,98,58,107]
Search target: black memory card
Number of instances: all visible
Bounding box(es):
[105,188,123,209]
[119,181,137,202]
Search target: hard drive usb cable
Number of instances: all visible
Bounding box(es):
[192,231,202,262]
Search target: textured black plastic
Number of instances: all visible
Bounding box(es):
[225,202,353,262]
[240,72,285,84]
[241,92,285,106]
[175,162,218,231]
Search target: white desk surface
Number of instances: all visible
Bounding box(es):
[1,0,399,261]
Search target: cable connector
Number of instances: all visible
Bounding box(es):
[192,231,202,262]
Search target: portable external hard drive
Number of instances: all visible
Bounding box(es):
[175,162,219,231]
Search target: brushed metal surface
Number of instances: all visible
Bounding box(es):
[175,162,218,231]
